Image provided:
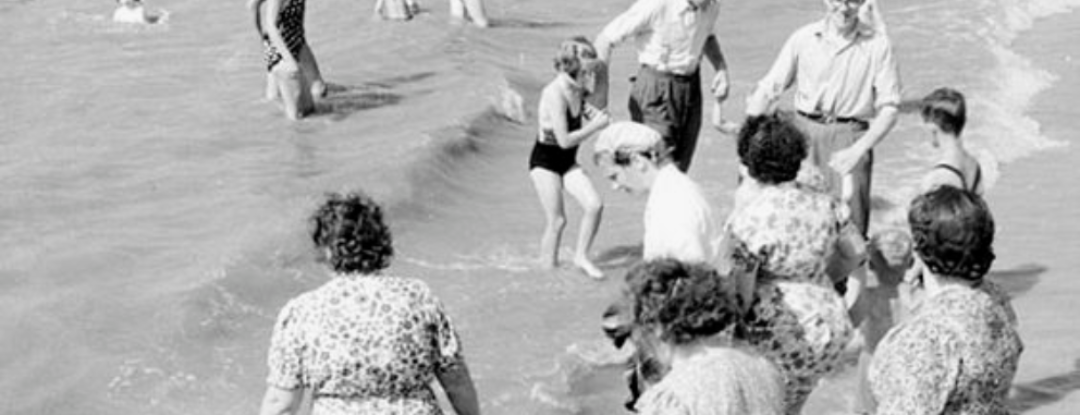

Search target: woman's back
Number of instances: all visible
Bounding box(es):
[871,282,1022,414]
[924,151,983,195]
[635,346,784,415]
[267,276,462,414]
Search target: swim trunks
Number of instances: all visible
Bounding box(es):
[528,104,584,175]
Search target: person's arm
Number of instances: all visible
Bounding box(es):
[703,34,729,101]
[593,0,659,106]
[436,362,481,415]
[539,84,609,149]
[248,0,266,34]
[829,38,902,175]
[259,386,304,415]
[745,31,799,116]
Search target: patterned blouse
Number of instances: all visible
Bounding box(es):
[869,281,1023,415]
[266,275,464,415]
[635,346,785,415]
[727,182,843,284]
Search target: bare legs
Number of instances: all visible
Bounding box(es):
[448,0,489,28]
[265,43,325,120]
[530,167,604,279]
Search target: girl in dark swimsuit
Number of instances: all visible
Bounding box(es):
[249,0,326,120]
[919,88,984,194]
[529,37,611,279]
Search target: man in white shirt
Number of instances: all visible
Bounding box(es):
[593,121,719,408]
[594,0,729,173]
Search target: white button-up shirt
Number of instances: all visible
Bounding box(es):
[750,20,902,119]
[597,0,721,76]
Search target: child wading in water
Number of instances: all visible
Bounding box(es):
[920,87,984,194]
[529,37,611,279]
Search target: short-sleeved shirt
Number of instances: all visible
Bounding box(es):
[266,275,463,415]
[635,346,785,415]
[644,164,718,263]
[869,281,1022,415]
[750,20,901,119]
[597,0,722,75]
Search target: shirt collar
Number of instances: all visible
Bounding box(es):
[812,18,875,41]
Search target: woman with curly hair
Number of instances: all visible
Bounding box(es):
[625,259,783,415]
[719,114,859,414]
[868,187,1021,414]
[258,192,480,415]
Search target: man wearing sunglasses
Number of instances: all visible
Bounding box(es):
[746,0,900,239]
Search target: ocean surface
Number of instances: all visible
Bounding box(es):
[1,0,1077,414]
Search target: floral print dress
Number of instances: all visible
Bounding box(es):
[266,275,464,415]
[724,183,854,414]
[869,281,1022,415]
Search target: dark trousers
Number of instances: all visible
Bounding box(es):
[628,65,703,173]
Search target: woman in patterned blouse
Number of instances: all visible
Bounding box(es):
[869,186,1022,414]
[720,114,858,414]
[627,259,785,415]
[258,192,480,415]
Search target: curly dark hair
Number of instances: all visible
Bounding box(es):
[309,191,394,274]
[737,114,808,185]
[908,186,995,281]
[626,259,738,345]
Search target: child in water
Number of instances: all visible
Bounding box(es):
[113,0,161,24]
[374,0,420,21]
[529,37,611,279]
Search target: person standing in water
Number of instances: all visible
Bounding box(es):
[919,87,984,194]
[249,0,327,120]
[745,0,900,238]
[593,0,730,173]
[529,37,611,279]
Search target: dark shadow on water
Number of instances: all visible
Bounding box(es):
[311,82,402,121]
[490,18,570,29]
[985,262,1045,299]
[1009,358,1080,413]
[594,244,643,271]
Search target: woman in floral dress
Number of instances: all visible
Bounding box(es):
[720,115,858,414]
[869,186,1022,414]
[258,191,480,415]
[626,259,785,415]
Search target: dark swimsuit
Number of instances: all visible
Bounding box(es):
[934,163,982,192]
[528,103,584,175]
[261,0,306,72]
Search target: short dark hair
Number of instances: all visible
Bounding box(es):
[921,87,966,136]
[737,114,808,185]
[309,191,394,274]
[908,186,995,281]
[627,259,738,345]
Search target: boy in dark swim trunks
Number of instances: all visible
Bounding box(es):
[529,37,611,279]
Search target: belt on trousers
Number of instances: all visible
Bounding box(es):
[637,64,698,82]
[797,110,868,129]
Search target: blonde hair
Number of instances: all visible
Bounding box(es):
[553,36,598,75]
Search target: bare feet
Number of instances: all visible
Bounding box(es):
[574,256,604,280]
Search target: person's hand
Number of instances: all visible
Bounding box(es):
[276,57,299,73]
[710,101,739,135]
[710,71,729,102]
[829,145,866,175]
[588,109,611,130]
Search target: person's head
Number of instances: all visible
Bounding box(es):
[309,191,394,275]
[908,186,995,282]
[823,0,867,31]
[554,37,599,80]
[737,114,808,185]
[118,0,142,7]
[869,228,914,272]
[626,259,738,347]
[921,87,967,138]
[593,122,670,193]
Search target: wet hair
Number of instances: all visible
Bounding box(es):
[737,114,807,185]
[921,87,966,136]
[908,186,995,281]
[553,36,598,76]
[309,191,394,274]
[627,259,738,345]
